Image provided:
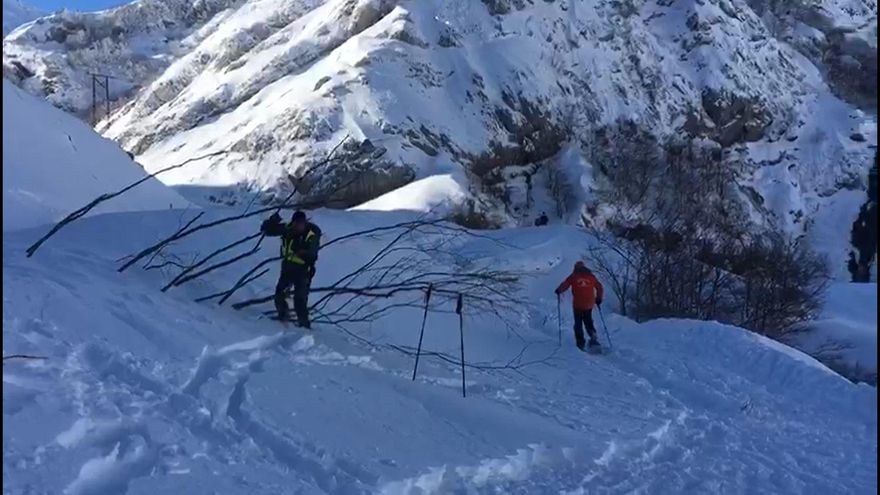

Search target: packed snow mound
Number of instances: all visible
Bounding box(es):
[3,2,876,247]
[785,282,878,385]
[3,209,876,493]
[2,0,44,37]
[2,79,190,231]
[351,173,468,214]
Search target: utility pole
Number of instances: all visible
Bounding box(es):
[89,73,114,127]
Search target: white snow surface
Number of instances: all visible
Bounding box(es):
[4,208,877,494]
[785,282,878,385]
[2,79,191,231]
[2,0,44,37]
[3,1,876,272]
[351,173,467,214]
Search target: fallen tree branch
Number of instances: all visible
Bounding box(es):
[162,233,262,291]
[26,149,229,257]
[127,134,351,279]
[194,268,270,303]
[3,354,48,362]
[218,256,282,305]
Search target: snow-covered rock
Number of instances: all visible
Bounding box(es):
[2,0,44,37]
[2,79,191,231]
[3,0,877,271]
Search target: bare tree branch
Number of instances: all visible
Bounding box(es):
[3,354,48,362]
[25,149,229,257]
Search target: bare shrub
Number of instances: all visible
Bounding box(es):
[449,200,502,230]
[584,128,829,335]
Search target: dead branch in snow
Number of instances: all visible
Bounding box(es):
[3,354,48,362]
[25,149,229,258]
[218,256,282,305]
[228,217,529,343]
[116,201,312,273]
[129,134,352,283]
[194,268,270,303]
[161,233,262,291]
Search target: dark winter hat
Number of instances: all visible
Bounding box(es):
[291,210,307,222]
[574,261,586,269]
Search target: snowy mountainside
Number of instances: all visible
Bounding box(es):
[3,0,878,269]
[2,0,44,37]
[3,0,245,114]
[2,79,191,231]
[3,209,877,494]
[785,282,878,385]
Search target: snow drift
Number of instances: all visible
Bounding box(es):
[2,79,190,231]
[3,206,877,493]
[785,282,878,385]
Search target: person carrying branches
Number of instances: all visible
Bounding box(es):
[261,210,322,328]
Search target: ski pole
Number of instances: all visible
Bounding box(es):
[456,293,466,398]
[597,305,612,350]
[556,294,562,346]
[412,284,433,381]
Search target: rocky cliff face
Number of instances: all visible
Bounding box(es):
[3,0,877,273]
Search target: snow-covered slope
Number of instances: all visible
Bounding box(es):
[785,282,878,385]
[2,1,243,114]
[4,209,876,494]
[2,79,191,231]
[2,0,44,37]
[3,2,876,257]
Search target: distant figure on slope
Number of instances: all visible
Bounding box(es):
[534,212,549,226]
[261,210,322,328]
[555,261,604,350]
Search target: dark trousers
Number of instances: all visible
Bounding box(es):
[573,308,597,347]
[275,263,311,327]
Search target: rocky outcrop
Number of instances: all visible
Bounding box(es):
[849,154,878,282]
[746,0,877,110]
[683,90,772,147]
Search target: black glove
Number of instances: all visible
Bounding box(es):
[260,213,282,233]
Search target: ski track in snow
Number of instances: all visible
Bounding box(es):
[3,213,877,494]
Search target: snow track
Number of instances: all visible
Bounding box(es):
[3,212,876,494]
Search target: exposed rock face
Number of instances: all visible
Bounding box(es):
[849,155,878,282]
[746,0,877,110]
[683,90,773,147]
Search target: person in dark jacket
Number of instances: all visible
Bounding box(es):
[534,212,549,226]
[261,210,321,328]
[555,261,604,349]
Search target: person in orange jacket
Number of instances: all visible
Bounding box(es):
[555,261,604,349]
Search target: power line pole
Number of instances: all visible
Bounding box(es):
[89,73,113,127]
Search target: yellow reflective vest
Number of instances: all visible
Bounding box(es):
[281,229,318,265]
